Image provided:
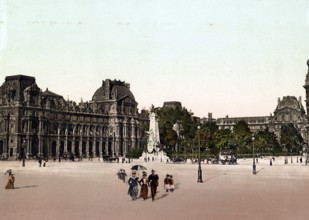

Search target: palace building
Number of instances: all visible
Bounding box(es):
[216,96,307,140]
[0,75,148,160]
[216,60,309,146]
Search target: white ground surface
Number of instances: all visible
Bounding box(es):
[0,156,309,220]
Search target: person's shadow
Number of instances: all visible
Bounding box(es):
[14,185,38,189]
[155,183,180,201]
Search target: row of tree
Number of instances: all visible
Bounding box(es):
[152,106,304,159]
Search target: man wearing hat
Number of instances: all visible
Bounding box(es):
[148,169,159,201]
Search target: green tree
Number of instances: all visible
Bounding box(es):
[214,128,235,154]
[280,123,303,153]
[254,129,280,156]
[154,106,198,157]
[233,120,252,154]
[199,122,219,158]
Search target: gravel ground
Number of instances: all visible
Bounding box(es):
[0,156,308,220]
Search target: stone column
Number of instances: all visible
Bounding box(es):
[27,137,32,159]
[104,138,109,156]
[72,125,76,155]
[79,138,83,158]
[57,124,61,157]
[123,119,128,158]
[131,118,136,149]
[64,124,68,154]
[72,137,75,155]
[38,117,43,157]
[99,139,103,158]
[26,117,31,157]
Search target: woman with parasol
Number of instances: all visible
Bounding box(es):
[127,170,139,200]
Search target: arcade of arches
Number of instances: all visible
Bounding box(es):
[0,75,148,160]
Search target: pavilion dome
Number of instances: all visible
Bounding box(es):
[92,79,135,102]
[275,96,305,112]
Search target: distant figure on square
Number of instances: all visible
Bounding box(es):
[138,172,148,200]
[5,169,15,189]
[128,171,139,201]
[148,169,159,201]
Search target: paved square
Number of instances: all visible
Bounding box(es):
[1,157,308,220]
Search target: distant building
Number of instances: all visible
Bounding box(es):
[216,96,307,140]
[216,60,309,145]
[201,113,216,124]
[0,75,148,160]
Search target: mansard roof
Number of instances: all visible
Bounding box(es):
[274,96,305,113]
[41,88,63,98]
[92,79,136,102]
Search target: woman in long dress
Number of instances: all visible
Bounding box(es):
[128,171,139,200]
[138,173,148,200]
[5,173,15,189]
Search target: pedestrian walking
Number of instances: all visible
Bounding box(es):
[128,171,139,201]
[148,169,159,201]
[138,172,148,200]
[270,158,272,166]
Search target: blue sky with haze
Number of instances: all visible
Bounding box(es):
[1,0,309,118]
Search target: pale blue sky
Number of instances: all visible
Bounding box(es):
[1,0,309,118]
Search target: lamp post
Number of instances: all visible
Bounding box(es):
[197,126,203,183]
[128,141,131,163]
[283,146,287,164]
[297,147,299,163]
[252,134,256,175]
[290,149,293,163]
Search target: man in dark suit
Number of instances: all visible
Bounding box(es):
[148,169,159,201]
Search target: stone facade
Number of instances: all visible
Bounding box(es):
[0,75,148,160]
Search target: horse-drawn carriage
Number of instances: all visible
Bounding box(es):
[171,157,186,163]
[219,151,237,165]
[103,155,119,163]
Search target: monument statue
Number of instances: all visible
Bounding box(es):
[140,111,168,162]
[147,112,160,153]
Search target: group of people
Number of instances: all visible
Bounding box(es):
[163,174,174,192]
[128,169,174,201]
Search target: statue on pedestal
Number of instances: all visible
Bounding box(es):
[141,112,168,162]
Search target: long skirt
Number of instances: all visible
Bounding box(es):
[128,185,139,200]
[164,184,170,191]
[5,179,14,189]
[140,184,148,200]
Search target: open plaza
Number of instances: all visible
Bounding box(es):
[0,157,308,220]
